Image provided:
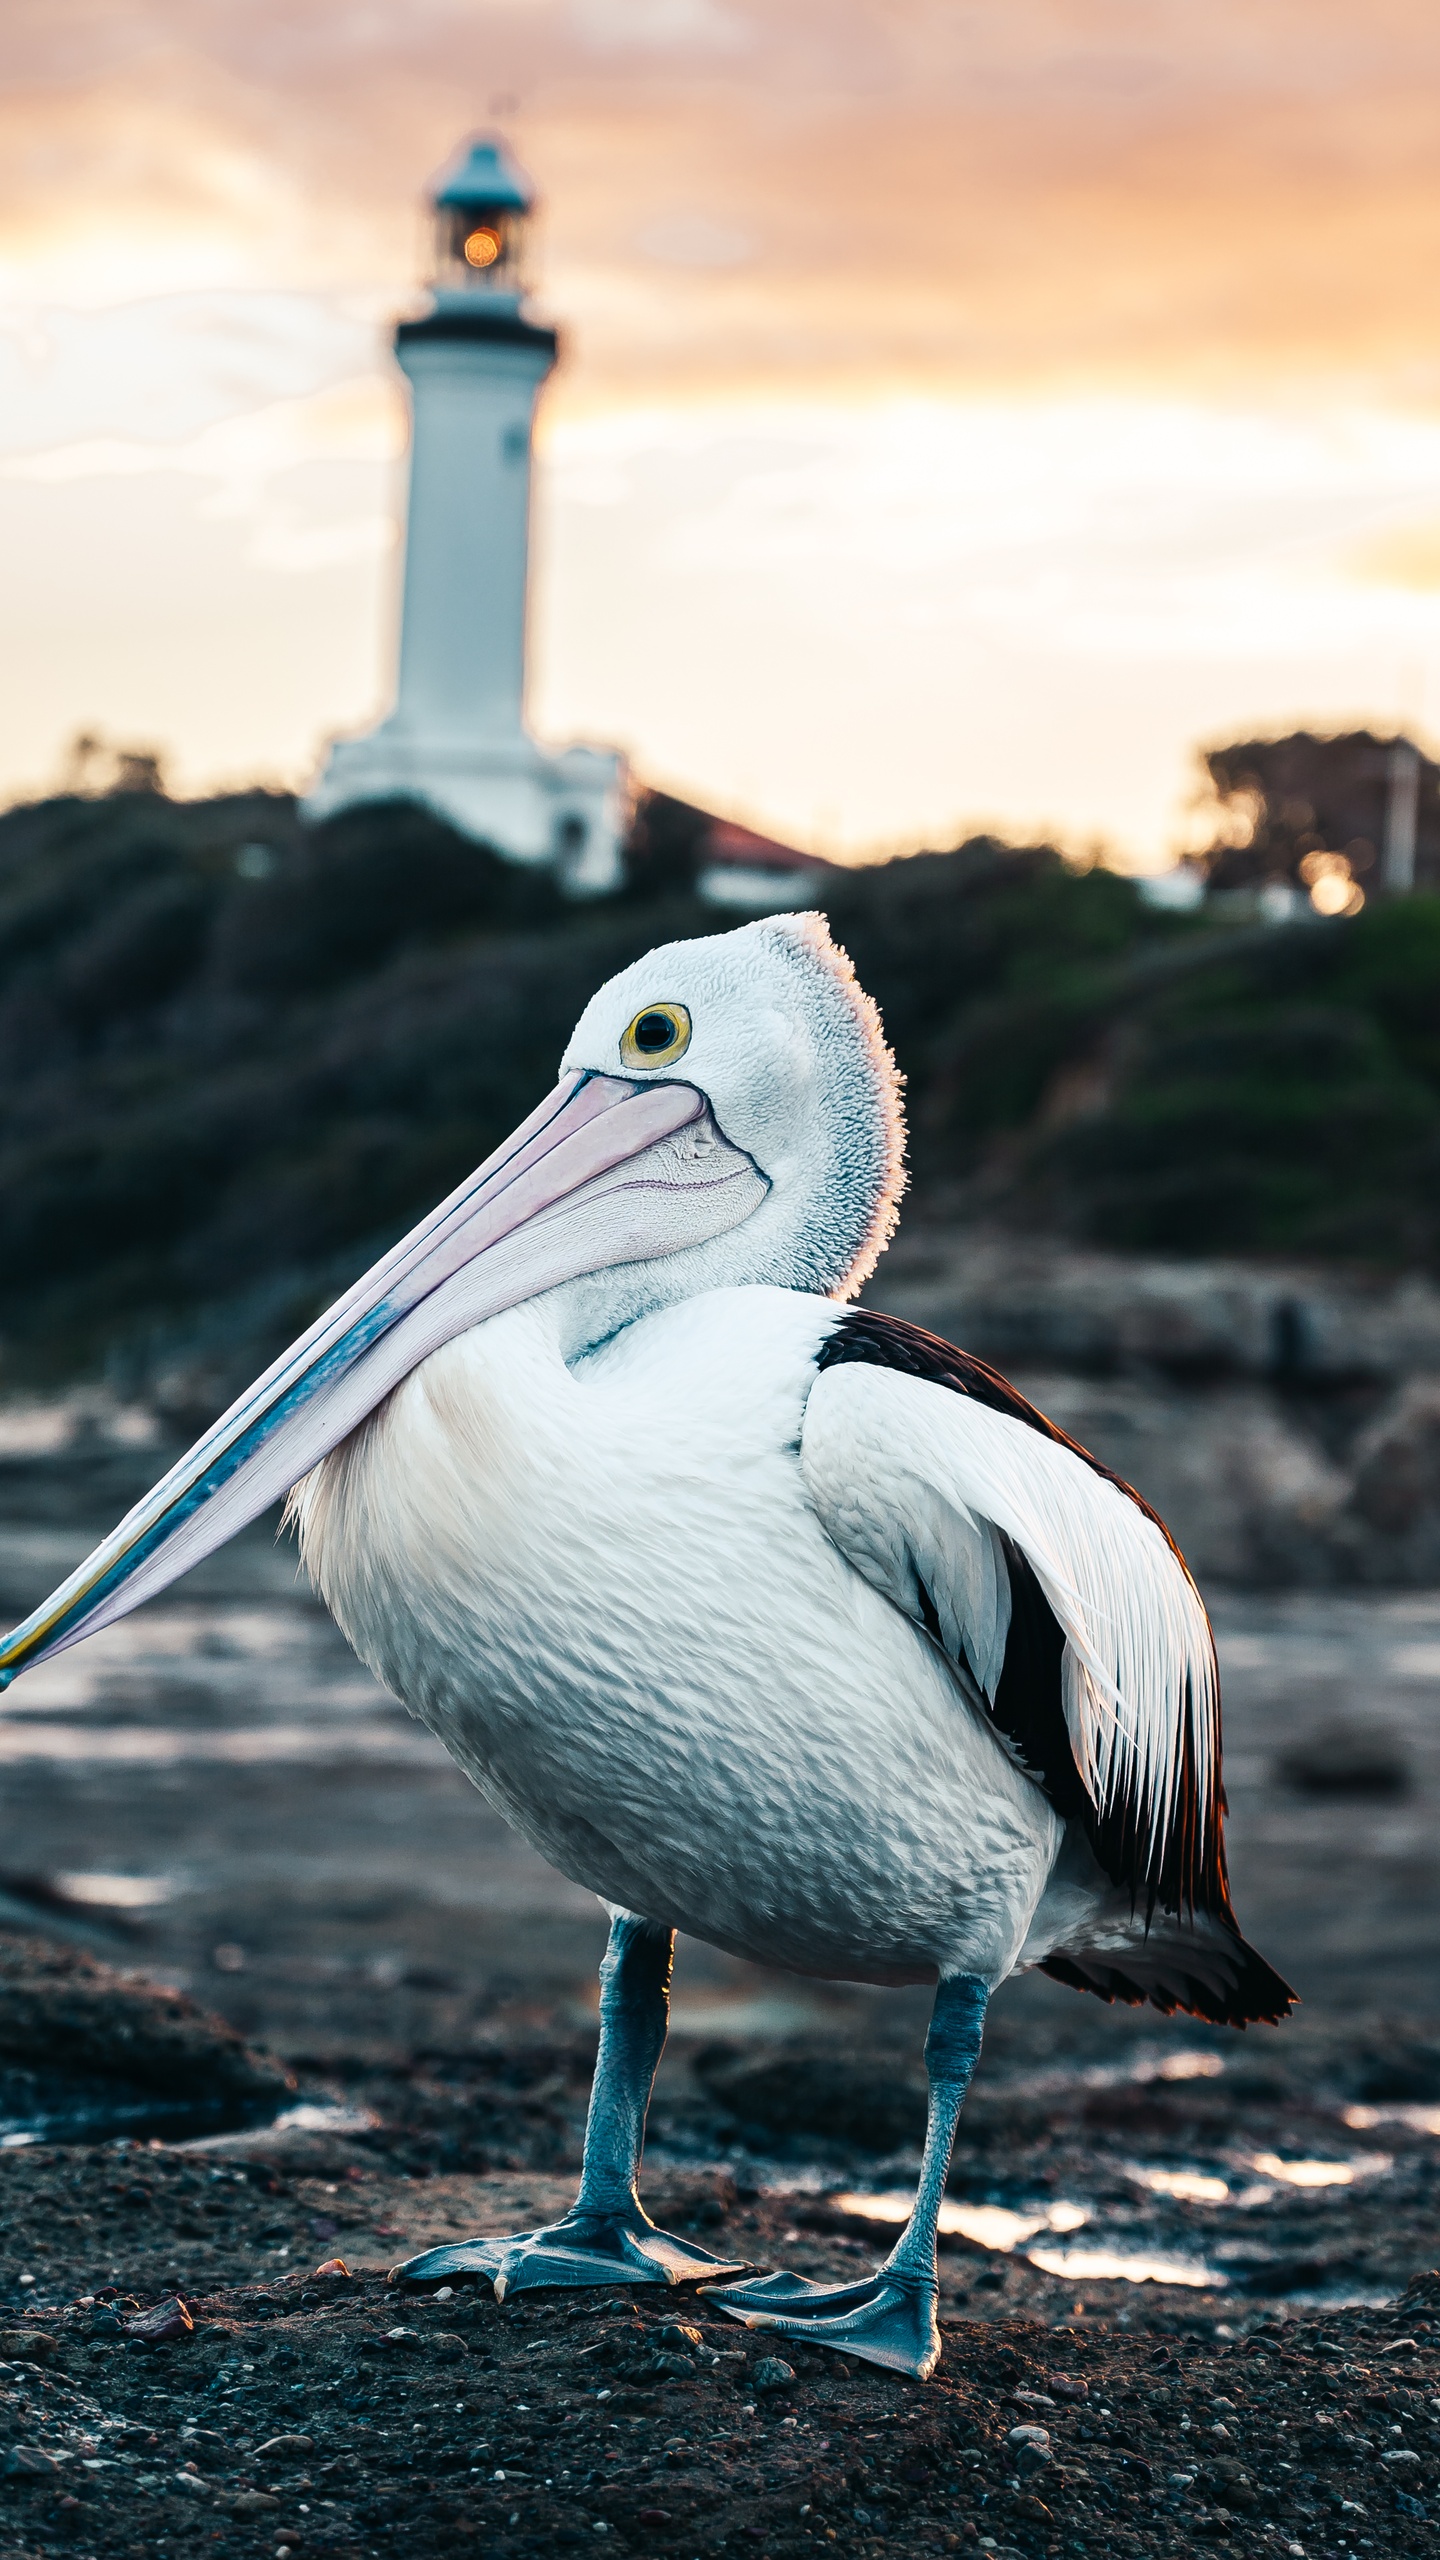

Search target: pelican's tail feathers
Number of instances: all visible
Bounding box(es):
[1040,1918,1296,2029]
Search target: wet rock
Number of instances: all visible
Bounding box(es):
[751,2357,796,2392]
[0,1933,293,2142]
[229,2489,282,2516]
[1007,2424,1052,2474]
[1345,1379,1440,1573]
[6,2445,60,2476]
[123,2295,193,2343]
[1278,1719,1411,1798]
[254,2434,315,2459]
[0,2326,59,2364]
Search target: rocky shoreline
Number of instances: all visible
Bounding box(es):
[2,1943,1440,2557]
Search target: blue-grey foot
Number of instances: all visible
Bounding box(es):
[391,2207,750,2298]
[705,1974,993,2380]
[704,2266,941,2380]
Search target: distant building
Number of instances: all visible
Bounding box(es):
[304,136,626,893]
[1201,730,1439,914]
[699,818,831,910]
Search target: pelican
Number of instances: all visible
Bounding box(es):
[0,913,1292,2379]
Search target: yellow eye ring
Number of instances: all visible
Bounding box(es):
[620,1001,692,1070]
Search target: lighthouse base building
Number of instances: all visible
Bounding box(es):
[306,717,626,898]
[304,138,626,895]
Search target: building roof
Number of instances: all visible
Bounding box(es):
[432,135,534,214]
[705,818,828,875]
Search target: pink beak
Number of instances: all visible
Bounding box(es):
[0,1071,763,1684]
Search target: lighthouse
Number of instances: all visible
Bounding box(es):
[304,136,626,891]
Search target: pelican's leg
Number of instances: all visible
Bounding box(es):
[705,1971,989,2379]
[391,1912,751,2295]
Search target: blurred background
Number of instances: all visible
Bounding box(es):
[1,0,1439,2321]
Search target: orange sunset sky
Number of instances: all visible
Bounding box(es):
[6,0,1440,861]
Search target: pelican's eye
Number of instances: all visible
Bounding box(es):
[620,1002,692,1069]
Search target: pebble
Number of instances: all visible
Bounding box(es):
[124,2296,194,2344]
[254,2434,315,2458]
[0,2328,59,2364]
[752,2357,796,2392]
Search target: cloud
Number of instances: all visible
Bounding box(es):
[4,1,1440,403]
[1,375,403,485]
[569,0,751,53]
[1348,519,1440,592]
[632,211,756,268]
[6,3,1440,851]
[0,294,385,453]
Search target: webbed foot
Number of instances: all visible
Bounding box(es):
[391,2207,751,2298]
[704,2266,941,2380]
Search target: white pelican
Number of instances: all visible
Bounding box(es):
[0,914,1292,2379]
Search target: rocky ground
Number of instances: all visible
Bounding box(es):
[1,1939,1440,2560]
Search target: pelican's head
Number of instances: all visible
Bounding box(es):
[0,912,904,1682]
[559,909,904,1327]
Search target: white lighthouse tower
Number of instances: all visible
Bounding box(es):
[304,137,625,891]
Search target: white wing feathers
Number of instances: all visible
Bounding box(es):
[801,1362,1218,1888]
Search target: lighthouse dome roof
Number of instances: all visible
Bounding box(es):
[433,135,534,214]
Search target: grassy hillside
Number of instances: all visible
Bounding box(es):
[0,785,1438,1392]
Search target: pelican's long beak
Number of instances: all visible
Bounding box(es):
[0,1072,766,1686]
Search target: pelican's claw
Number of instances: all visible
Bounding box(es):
[390,2210,751,2298]
[703,2266,942,2380]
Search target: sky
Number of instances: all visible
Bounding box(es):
[6,3,1440,863]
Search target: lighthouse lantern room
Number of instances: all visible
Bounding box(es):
[303,136,625,892]
[431,137,533,301]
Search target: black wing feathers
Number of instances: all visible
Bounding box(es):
[817,1306,1294,2030]
[989,1536,1088,1827]
[819,1311,1233,1919]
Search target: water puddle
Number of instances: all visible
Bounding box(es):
[1027,2243,1224,2289]
[175,2100,381,2152]
[0,2072,378,2152]
[48,1873,177,1910]
[833,2191,1089,2253]
[833,2188,1223,2288]
[1245,2151,1391,2189]
[0,2075,290,2150]
[1344,2102,1440,2137]
[1128,2165,1231,2203]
